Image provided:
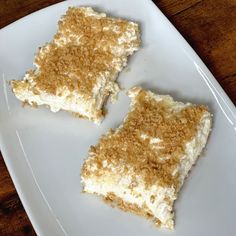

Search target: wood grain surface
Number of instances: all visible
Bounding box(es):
[0,0,235,235]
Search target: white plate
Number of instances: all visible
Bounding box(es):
[0,0,236,235]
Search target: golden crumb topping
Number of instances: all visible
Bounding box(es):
[23,7,140,98]
[82,89,208,189]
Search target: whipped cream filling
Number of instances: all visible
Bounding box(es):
[12,7,140,123]
[82,111,211,228]
[82,90,212,228]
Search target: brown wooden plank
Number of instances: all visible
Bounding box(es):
[0,0,63,29]
[220,74,236,102]
[0,153,36,236]
[164,0,236,102]
[156,0,202,16]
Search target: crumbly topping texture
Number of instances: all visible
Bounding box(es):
[11,7,140,119]
[32,7,140,97]
[82,87,208,190]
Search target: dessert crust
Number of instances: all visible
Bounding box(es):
[104,192,154,219]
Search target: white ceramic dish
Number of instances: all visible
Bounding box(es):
[0,0,236,235]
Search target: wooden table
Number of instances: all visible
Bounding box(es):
[0,0,235,235]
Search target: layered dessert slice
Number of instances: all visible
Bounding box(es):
[11,7,140,123]
[81,87,212,229]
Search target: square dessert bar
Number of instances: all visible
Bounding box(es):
[81,87,212,229]
[11,7,140,123]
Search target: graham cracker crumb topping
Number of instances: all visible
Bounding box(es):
[82,88,208,189]
[23,7,140,98]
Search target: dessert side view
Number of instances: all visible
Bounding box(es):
[81,87,212,229]
[11,7,140,123]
